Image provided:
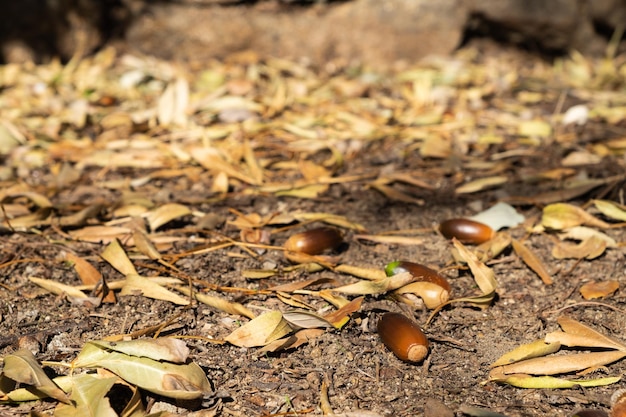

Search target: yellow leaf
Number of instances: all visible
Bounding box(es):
[491,340,561,368]
[542,203,611,230]
[593,199,626,222]
[225,311,292,347]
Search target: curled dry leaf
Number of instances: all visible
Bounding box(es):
[542,203,611,230]
[225,311,292,348]
[2,349,70,404]
[491,340,561,368]
[144,203,192,231]
[593,199,626,222]
[552,235,608,260]
[452,239,497,305]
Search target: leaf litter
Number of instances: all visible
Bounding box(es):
[1,42,626,416]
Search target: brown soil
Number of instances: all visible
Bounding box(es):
[1,41,626,417]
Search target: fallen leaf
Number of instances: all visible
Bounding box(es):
[579,280,620,300]
[72,342,211,400]
[3,349,70,404]
[491,340,561,368]
[225,311,292,347]
[511,239,553,285]
[120,274,190,305]
[455,176,507,194]
[542,203,611,230]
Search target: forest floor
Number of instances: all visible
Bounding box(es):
[1,40,626,417]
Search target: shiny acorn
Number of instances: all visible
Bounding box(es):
[439,218,494,244]
[377,312,429,363]
[283,227,344,263]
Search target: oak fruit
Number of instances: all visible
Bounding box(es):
[439,218,494,244]
[377,312,429,363]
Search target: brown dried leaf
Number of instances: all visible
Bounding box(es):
[551,235,607,260]
[554,316,626,351]
[511,239,553,285]
[579,280,620,300]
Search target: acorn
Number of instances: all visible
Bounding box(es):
[439,218,494,244]
[377,312,429,363]
[283,227,344,263]
[385,261,451,309]
[385,261,451,292]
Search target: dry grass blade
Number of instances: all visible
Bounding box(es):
[511,238,553,285]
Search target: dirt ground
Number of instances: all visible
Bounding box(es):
[1,41,626,417]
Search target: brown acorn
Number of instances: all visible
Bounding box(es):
[283,227,344,263]
[377,312,429,363]
[439,218,494,244]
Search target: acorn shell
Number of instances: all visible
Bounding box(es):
[377,312,429,363]
[439,218,494,244]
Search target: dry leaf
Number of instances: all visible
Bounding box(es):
[553,316,626,351]
[491,340,561,368]
[455,176,507,194]
[593,199,626,222]
[100,239,138,276]
[542,203,611,230]
[551,235,607,260]
[579,280,620,300]
[144,203,191,231]
[511,239,553,285]
[3,349,70,404]
[120,274,190,305]
[492,350,626,376]
[225,311,292,348]
[333,271,415,295]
